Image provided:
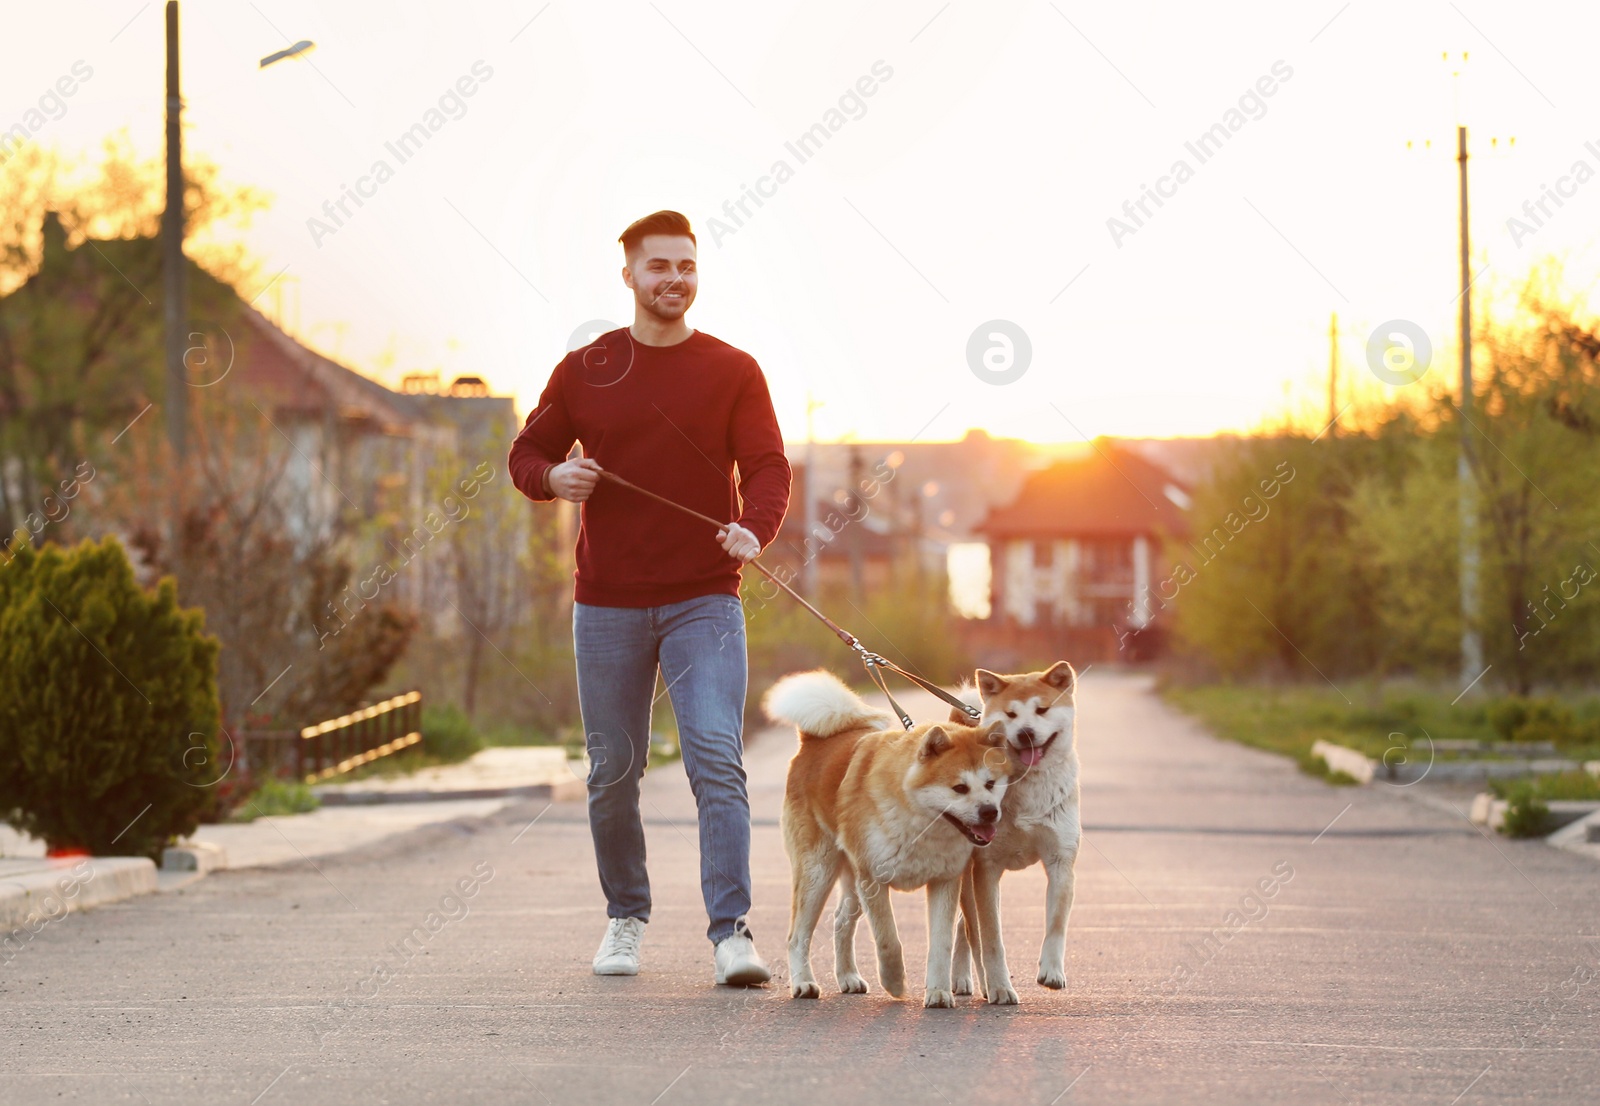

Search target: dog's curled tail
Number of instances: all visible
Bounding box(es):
[763,670,890,740]
[947,682,983,725]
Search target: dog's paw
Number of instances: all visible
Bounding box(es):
[879,958,907,999]
[987,982,1020,1005]
[952,972,973,995]
[1036,964,1067,990]
[923,988,956,1009]
[791,981,821,999]
[837,972,869,994]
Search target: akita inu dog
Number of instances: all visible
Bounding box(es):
[948,661,1079,1005]
[764,670,1010,1008]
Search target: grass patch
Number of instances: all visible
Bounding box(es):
[1159,681,1464,765]
[1499,783,1553,838]
[1295,747,1354,784]
[1488,770,1600,803]
[1158,680,1600,779]
[420,703,486,763]
[477,721,567,747]
[229,777,320,821]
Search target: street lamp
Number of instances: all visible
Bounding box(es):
[164,1,312,463]
[260,40,316,68]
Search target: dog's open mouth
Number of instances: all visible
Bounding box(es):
[1012,732,1059,767]
[942,812,997,846]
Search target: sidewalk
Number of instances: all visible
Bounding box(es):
[1,745,588,927]
[310,746,588,805]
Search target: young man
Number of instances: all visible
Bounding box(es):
[508,210,790,986]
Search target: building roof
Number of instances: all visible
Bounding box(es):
[6,212,499,443]
[232,301,424,436]
[974,446,1190,540]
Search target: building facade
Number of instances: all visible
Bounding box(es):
[970,446,1190,664]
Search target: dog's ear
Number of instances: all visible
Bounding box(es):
[1043,661,1076,691]
[919,725,952,759]
[975,669,1008,697]
[980,719,1008,748]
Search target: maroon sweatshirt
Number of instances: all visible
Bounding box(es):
[508,328,791,608]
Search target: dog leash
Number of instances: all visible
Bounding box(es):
[595,469,981,730]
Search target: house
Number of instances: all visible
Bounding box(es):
[967,445,1191,664]
[765,461,900,597]
[1,211,518,619]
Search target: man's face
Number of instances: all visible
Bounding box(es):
[623,234,697,322]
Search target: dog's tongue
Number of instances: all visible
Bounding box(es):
[971,823,997,844]
[1018,745,1045,767]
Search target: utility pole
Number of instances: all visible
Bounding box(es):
[802,392,821,599]
[1457,123,1483,684]
[1328,311,1338,433]
[847,446,864,602]
[163,0,187,460]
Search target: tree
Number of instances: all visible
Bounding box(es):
[0,134,267,543]
[432,431,532,719]
[1170,431,1394,680]
[104,393,416,732]
[1173,284,1600,693]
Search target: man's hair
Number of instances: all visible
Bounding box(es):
[619,210,696,257]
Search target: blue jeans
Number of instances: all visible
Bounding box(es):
[573,593,752,944]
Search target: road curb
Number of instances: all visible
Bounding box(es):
[0,857,158,933]
[311,779,586,805]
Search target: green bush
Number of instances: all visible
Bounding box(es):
[1500,782,1553,838]
[421,703,485,763]
[0,538,221,860]
[1487,696,1581,746]
[1519,704,1579,746]
[1486,697,1530,742]
[229,776,320,821]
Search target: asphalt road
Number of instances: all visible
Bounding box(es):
[3,669,1597,1105]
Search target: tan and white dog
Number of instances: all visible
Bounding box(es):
[949,661,1080,1004]
[764,670,1011,1008]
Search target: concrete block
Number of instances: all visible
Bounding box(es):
[1484,799,1508,831]
[162,841,227,874]
[1311,740,1374,785]
[1469,792,1495,826]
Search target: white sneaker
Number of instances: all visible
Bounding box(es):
[714,919,771,986]
[593,917,645,976]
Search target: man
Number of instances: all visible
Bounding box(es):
[508,210,790,986]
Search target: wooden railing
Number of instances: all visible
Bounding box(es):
[296,691,423,783]
[239,692,424,784]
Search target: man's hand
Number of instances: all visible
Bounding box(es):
[717,522,761,563]
[546,455,603,502]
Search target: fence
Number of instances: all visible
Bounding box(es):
[239,691,423,784]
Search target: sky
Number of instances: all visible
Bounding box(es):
[6,0,1600,444]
